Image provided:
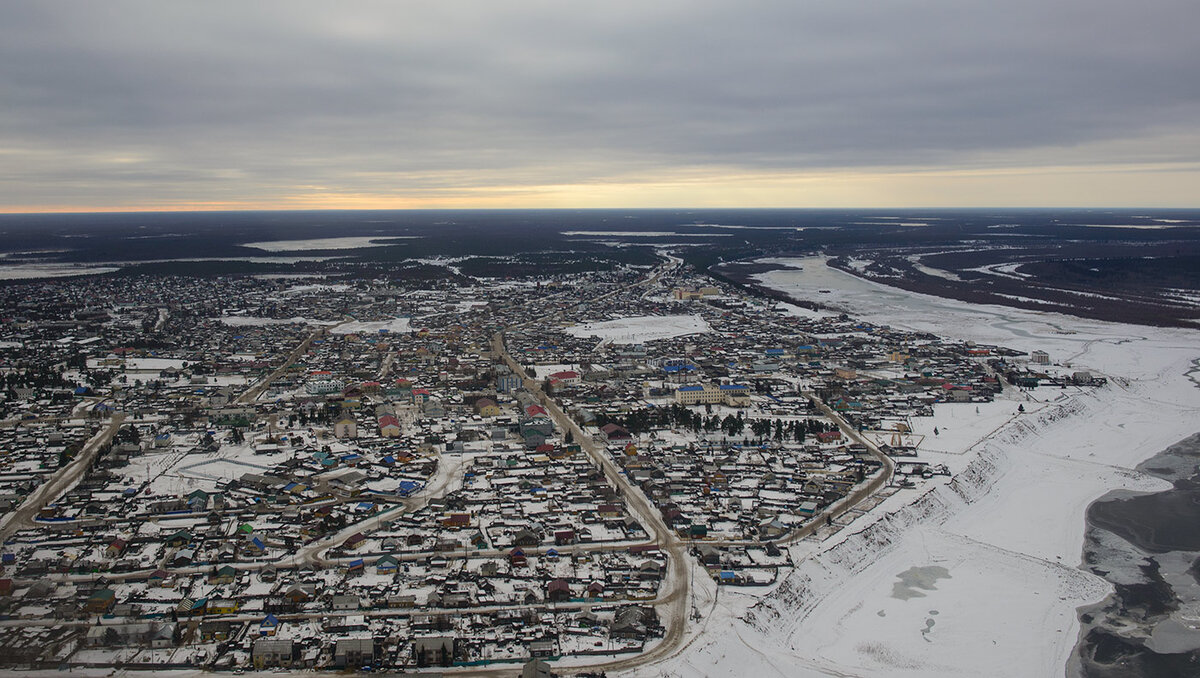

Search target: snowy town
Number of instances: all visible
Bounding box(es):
[0,256,1104,674]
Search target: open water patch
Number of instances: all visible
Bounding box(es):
[891,565,951,600]
[1073,432,1200,677]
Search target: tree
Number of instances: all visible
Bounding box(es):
[751,419,771,440]
[722,415,743,437]
[116,424,140,445]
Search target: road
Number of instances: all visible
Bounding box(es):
[0,412,126,541]
[378,346,398,381]
[6,257,900,676]
[492,334,693,674]
[805,394,896,510]
[235,325,330,404]
[0,395,110,428]
[296,445,466,569]
[482,254,897,675]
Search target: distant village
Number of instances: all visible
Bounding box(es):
[0,257,1104,673]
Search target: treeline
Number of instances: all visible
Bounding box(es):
[594,403,836,442]
[2,367,74,390]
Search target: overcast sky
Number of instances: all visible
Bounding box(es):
[2,1,1198,211]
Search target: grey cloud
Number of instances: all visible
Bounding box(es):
[2,0,1198,205]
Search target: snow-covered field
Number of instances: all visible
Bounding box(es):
[217,315,332,327]
[630,257,1200,678]
[560,231,733,237]
[241,236,417,252]
[565,314,711,344]
[331,317,412,335]
[0,263,121,279]
[85,357,188,371]
[279,282,352,295]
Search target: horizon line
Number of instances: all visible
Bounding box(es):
[4,205,1200,217]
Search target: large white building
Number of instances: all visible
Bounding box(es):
[673,384,751,406]
[306,378,344,395]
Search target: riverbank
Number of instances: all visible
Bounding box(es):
[634,256,1200,678]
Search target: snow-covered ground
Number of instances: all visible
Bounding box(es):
[279,282,352,295]
[331,317,412,334]
[629,256,1200,678]
[565,314,712,344]
[217,315,333,327]
[240,236,417,251]
[0,263,120,279]
[85,356,189,371]
[560,231,733,237]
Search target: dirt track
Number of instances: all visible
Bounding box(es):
[0,412,125,541]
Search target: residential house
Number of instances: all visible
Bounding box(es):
[334,416,358,439]
[413,636,455,667]
[474,398,500,417]
[85,588,116,614]
[253,638,295,668]
[334,638,375,669]
[259,614,281,636]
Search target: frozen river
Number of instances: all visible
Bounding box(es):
[632,256,1200,678]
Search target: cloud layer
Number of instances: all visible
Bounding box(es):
[2,1,1199,209]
